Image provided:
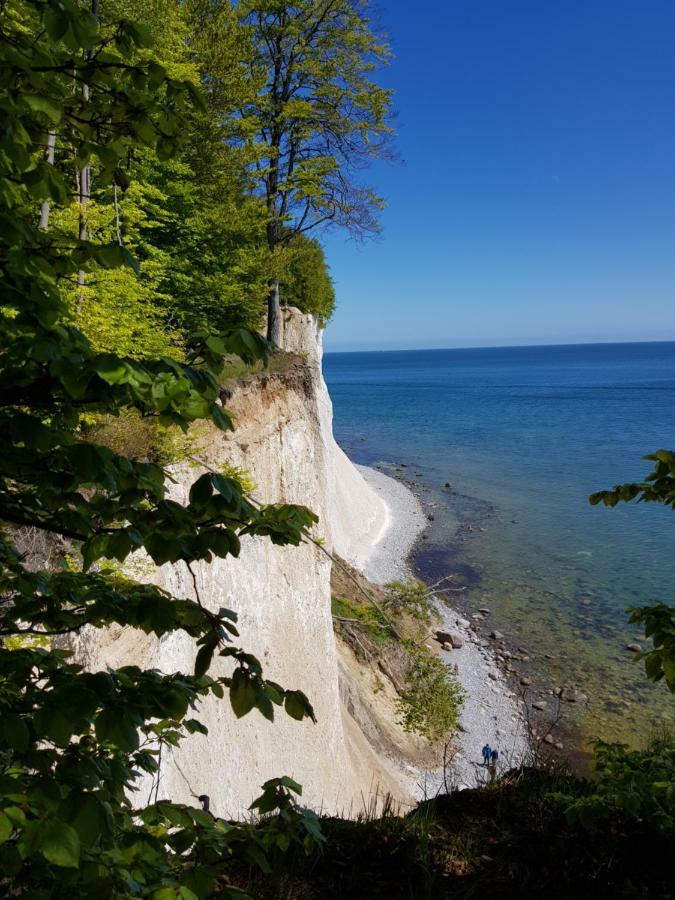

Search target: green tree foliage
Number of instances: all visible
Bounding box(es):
[397,646,465,741]
[591,450,675,693]
[383,580,436,623]
[0,2,322,894]
[281,235,335,323]
[55,0,273,357]
[237,0,393,345]
[558,733,675,834]
[627,604,675,693]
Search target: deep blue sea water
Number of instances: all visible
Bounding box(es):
[323,342,675,744]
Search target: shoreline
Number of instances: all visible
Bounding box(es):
[354,464,428,584]
[357,465,529,790]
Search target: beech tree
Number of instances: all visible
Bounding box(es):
[238,0,393,346]
[0,1,321,894]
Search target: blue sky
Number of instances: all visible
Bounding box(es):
[321,0,675,351]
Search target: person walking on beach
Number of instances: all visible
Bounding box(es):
[488,748,499,782]
[481,744,491,766]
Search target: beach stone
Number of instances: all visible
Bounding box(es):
[517,647,528,654]
[562,688,585,703]
[441,642,452,652]
[444,482,452,489]
[532,701,546,711]
[555,742,564,750]
[520,655,530,662]
[456,617,470,629]
[543,734,555,745]
[490,630,504,640]
[479,607,491,615]
[519,676,532,686]
[434,630,460,646]
[488,671,498,681]
[625,643,641,653]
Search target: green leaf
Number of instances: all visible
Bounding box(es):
[2,715,29,753]
[189,473,213,506]
[23,95,63,123]
[36,821,80,868]
[194,643,215,678]
[95,708,139,751]
[229,669,256,719]
[0,813,12,845]
[44,9,70,40]
[284,690,314,722]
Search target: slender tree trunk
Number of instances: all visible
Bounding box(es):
[39,130,56,230]
[266,277,282,348]
[76,0,99,312]
[113,181,122,245]
[76,130,89,312]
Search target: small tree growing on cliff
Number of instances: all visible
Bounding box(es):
[237,0,393,346]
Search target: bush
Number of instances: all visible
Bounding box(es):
[557,732,675,833]
[397,645,464,741]
[383,580,436,622]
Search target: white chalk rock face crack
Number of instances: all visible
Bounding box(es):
[69,308,408,817]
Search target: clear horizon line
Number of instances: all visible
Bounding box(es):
[324,337,675,354]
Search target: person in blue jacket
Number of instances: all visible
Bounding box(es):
[481,743,492,766]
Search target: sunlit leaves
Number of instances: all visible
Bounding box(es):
[591,455,675,692]
[0,0,322,894]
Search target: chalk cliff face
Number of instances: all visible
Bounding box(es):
[71,308,405,817]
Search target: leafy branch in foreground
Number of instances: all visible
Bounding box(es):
[0,1,320,896]
[591,450,675,693]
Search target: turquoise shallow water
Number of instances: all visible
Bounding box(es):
[323,342,675,746]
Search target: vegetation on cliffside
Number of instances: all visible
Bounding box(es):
[331,565,464,742]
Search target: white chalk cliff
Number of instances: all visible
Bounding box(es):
[71,308,410,817]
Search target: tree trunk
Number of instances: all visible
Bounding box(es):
[76,0,99,311]
[266,278,282,348]
[76,146,89,312]
[39,130,56,230]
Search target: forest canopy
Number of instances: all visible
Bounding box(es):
[24,0,380,361]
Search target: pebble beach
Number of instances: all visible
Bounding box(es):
[358,464,529,791]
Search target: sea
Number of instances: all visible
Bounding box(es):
[323,341,675,748]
